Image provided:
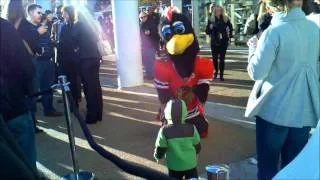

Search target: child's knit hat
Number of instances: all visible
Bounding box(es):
[164,99,188,125]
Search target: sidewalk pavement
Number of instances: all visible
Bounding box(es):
[35,47,258,179]
[100,47,254,130]
[98,47,258,179]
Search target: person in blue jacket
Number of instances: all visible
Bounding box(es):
[246,0,320,179]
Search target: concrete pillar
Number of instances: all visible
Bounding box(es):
[171,0,182,10]
[36,0,52,11]
[191,0,199,37]
[111,0,143,88]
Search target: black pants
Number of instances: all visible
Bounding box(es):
[78,59,103,122]
[60,60,81,107]
[169,168,198,180]
[60,59,102,122]
[211,43,228,77]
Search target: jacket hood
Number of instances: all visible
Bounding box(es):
[164,99,188,125]
[271,7,306,25]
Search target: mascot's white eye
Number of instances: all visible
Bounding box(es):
[173,21,185,34]
[161,25,172,40]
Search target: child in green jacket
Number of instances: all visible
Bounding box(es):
[154,99,201,179]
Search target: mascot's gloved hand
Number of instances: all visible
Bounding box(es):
[176,86,195,105]
[185,73,198,87]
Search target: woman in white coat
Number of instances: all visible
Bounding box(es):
[246,0,320,179]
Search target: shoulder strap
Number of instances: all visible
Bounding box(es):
[13,18,34,56]
[14,18,22,30]
[22,40,34,56]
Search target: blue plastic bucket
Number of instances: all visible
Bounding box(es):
[206,164,230,180]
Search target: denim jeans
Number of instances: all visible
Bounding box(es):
[6,113,37,170]
[0,116,38,179]
[35,59,56,114]
[256,117,311,180]
[142,48,156,78]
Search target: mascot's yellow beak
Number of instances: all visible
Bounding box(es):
[166,34,194,55]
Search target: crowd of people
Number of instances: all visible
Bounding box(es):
[0,0,319,179]
[139,6,162,80]
[0,0,103,175]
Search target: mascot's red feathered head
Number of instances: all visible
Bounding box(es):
[159,6,200,78]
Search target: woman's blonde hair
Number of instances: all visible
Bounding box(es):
[210,5,229,23]
[257,0,283,21]
[257,0,268,22]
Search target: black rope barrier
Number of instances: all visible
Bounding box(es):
[23,79,172,179]
[65,92,173,180]
[26,88,54,99]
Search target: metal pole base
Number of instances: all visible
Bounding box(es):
[60,172,95,180]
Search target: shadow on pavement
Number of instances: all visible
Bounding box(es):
[208,94,249,107]
[36,127,135,179]
[36,87,255,179]
[211,82,253,90]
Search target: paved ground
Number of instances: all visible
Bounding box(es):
[99,47,255,128]
[36,47,258,179]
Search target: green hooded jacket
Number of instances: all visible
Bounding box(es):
[154,99,201,171]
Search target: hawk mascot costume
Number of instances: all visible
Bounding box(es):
[154,7,213,138]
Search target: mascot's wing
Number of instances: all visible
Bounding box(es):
[154,59,183,104]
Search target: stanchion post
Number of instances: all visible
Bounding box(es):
[58,75,94,180]
[59,75,79,180]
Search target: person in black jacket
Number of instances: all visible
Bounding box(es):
[257,1,276,35]
[0,17,37,171]
[148,6,161,26]
[258,13,272,32]
[206,5,233,81]
[148,7,162,54]
[71,7,103,124]
[59,5,82,108]
[139,11,159,79]
[7,1,47,133]
[33,6,62,117]
[44,10,54,35]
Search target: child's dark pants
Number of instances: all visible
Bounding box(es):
[168,167,198,179]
